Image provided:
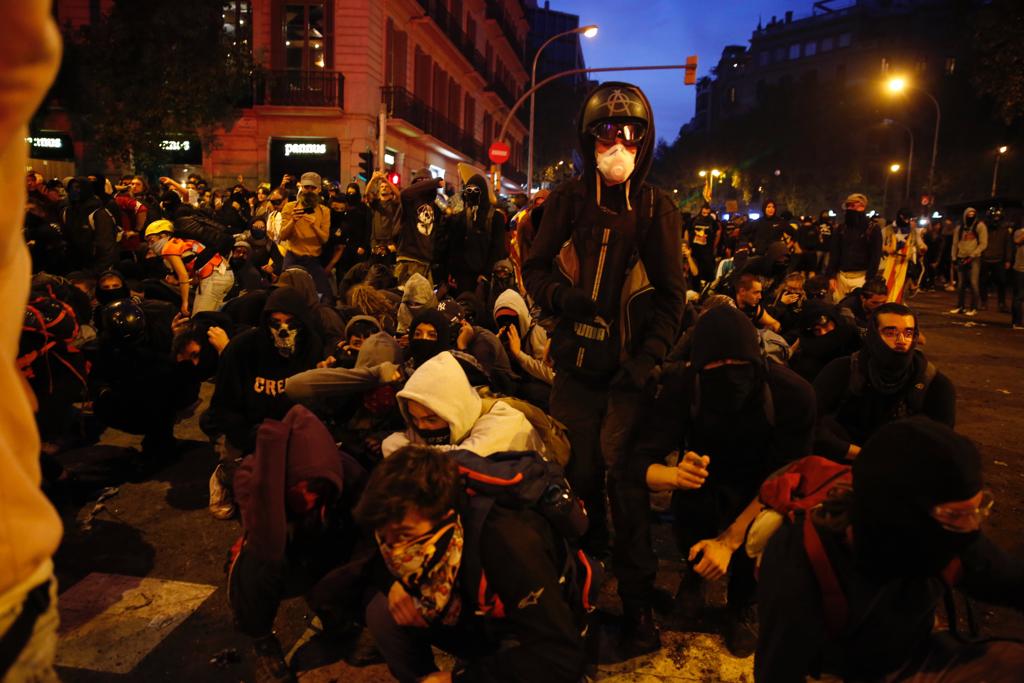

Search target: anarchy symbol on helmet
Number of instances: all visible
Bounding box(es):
[604,89,636,117]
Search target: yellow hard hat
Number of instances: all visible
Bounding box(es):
[144,219,174,238]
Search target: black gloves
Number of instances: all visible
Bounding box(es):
[555,286,597,321]
[610,353,658,392]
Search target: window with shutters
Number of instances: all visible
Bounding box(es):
[279,1,332,70]
[385,19,408,88]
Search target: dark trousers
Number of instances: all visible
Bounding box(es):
[94,389,176,454]
[979,260,1008,308]
[364,592,492,683]
[549,373,644,558]
[283,252,335,305]
[227,539,368,638]
[672,479,759,609]
[1012,271,1024,326]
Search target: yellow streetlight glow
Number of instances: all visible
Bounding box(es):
[698,170,707,178]
[999,145,1008,154]
[582,25,599,38]
[711,169,721,177]
[886,76,908,94]
[890,163,901,173]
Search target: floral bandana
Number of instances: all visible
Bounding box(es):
[377,513,464,625]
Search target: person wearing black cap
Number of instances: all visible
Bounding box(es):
[617,306,815,658]
[836,275,889,334]
[523,82,686,578]
[756,417,1024,682]
[279,171,333,304]
[814,302,955,461]
[788,300,861,383]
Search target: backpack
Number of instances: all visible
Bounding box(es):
[173,213,234,271]
[848,350,937,415]
[478,391,572,468]
[748,455,965,638]
[450,449,602,628]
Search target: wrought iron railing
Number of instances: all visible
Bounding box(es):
[255,69,344,108]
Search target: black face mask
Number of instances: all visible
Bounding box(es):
[230,257,248,269]
[414,424,451,446]
[409,338,446,367]
[249,229,267,242]
[845,209,869,232]
[699,364,760,414]
[495,314,519,331]
[864,324,915,392]
[96,287,129,306]
[463,186,482,207]
[853,514,978,580]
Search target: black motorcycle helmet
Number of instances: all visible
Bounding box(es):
[987,204,1003,223]
[101,300,146,346]
[577,82,655,202]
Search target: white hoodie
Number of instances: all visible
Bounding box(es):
[493,289,554,384]
[382,352,544,457]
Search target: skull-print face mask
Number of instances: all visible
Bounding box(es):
[269,318,300,357]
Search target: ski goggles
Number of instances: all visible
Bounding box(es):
[931,490,994,533]
[588,121,647,147]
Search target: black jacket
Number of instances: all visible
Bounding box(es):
[757,524,1024,682]
[445,174,508,279]
[828,217,882,277]
[397,178,442,264]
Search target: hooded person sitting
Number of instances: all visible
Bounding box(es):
[381,351,543,458]
[277,267,346,353]
[618,305,816,658]
[788,300,861,383]
[320,315,382,369]
[813,302,955,461]
[492,288,552,385]
[757,417,1024,683]
[438,298,518,395]
[396,272,438,334]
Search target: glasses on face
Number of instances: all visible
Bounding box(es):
[589,121,647,147]
[880,326,916,341]
[931,490,994,533]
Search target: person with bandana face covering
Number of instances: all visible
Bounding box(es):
[356,445,588,683]
[279,172,334,304]
[443,174,508,296]
[788,300,861,383]
[814,302,955,461]
[381,351,543,458]
[616,305,815,658]
[756,417,1024,683]
[950,207,988,316]
[522,83,685,604]
[827,193,883,302]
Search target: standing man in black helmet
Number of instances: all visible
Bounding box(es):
[523,82,686,647]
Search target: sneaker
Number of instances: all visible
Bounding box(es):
[723,604,758,659]
[948,307,963,314]
[965,309,978,317]
[1012,325,1024,331]
[618,606,662,660]
[252,634,296,683]
[944,284,956,292]
[209,464,236,519]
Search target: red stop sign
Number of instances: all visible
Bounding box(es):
[488,141,511,164]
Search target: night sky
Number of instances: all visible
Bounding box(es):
[549,0,815,143]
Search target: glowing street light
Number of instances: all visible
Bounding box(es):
[710,169,722,177]
[527,24,599,191]
[889,163,901,173]
[698,170,707,177]
[993,145,1010,197]
[885,74,941,203]
[883,162,902,216]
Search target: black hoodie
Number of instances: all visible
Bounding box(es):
[523,82,686,383]
[445,174,508,280]
[397,176,442,264]
[205,287,324,452]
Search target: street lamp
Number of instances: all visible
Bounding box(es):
[527,24,599,193]
[883,162,902,218]
[884,75,941,205]
[698,170,707,177]
[992,145,1008,197]
[882,118,914,201]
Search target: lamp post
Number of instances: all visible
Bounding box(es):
[883,163,901,218]
[527,24,598,193]
[885,76,941,205]
[992,145,1008,198]
[881,118,914,201]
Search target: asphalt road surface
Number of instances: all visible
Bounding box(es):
[50,290,1024,682]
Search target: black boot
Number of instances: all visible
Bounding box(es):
[252,634,296,683]
[723,603,758,659]
[619,604,661,659]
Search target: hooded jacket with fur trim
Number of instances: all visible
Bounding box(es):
[381,351,543,457]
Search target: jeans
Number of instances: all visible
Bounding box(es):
[192,262,234,313]
[282,252,334,305]
[1012,270,1024,326]
[956,259,980,310]
[394,258,432,287]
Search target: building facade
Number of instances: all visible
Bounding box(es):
[49,0,531,193]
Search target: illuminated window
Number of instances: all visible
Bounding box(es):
[282,2,333,70]
[223,2,252,49]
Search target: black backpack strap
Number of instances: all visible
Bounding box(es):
[802,515,848,637]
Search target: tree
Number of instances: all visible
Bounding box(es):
[972,0,1024,125]
[56,0,256,174]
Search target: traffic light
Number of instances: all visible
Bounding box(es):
[684,55,698,86]
[387,171,401,187]
[358,150,374,182]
